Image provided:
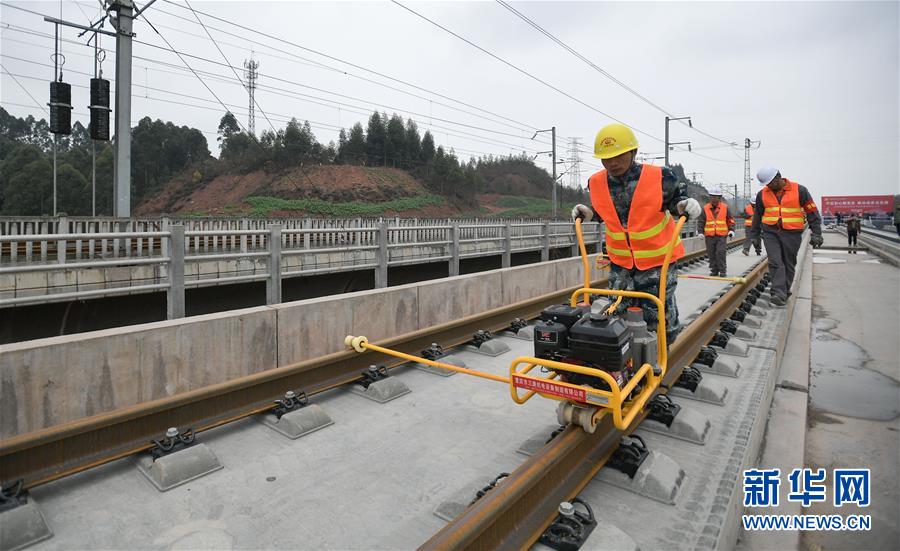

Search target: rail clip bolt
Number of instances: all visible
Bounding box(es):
[558,501,575,518]
[284,391,296,400]
[165,427,179,439]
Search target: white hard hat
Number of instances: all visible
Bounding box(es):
[708,186,724,196]
[756,166,779,185]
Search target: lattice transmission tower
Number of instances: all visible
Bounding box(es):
[243,55,259,136]
[567,138,583,189]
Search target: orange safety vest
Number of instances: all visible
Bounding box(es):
[744,204,754,227]
[761,180,805,230]
[704,203,729,236]
[589,165,685,270]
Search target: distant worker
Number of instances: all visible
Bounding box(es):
[742,201,761,256]
[894,195,900,236]
[846,213,861,253]
[836,212,843,225]
[697,187,735,276]
[749,166,823,306]
[571,123,701,343]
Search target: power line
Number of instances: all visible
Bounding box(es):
[3,63,547,170]
[3,52,546,159]
[183,0,277,136]
[493,1,739,147]
[390,0,665,143]
[0,25,552,156]
[0,62,48,114]
[155,0,542,134]
[4,3,552,148]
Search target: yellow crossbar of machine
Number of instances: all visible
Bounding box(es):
[344,215,687,434]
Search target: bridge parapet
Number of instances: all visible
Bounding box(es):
[2,217,674,316]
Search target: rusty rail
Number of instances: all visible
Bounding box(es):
[419,257,769,550]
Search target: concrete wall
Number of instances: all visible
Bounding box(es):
[0,236,699,438]
[0,306,276,438]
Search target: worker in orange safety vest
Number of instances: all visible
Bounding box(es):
[696,187,735,277]
[571,123,701,343]
[748,166,823,306]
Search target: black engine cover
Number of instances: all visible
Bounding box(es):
[566,313,632,372]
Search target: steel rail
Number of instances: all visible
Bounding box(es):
[0,242,740,491]
[419,256,769,550]
[0,280,609,489]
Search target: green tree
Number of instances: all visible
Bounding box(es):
[56,163,90,215]
[345,122,366,164]
[386,114,406,168]
[405,119,421,168]
[365,112,386,164]
[1,152,52,215]
[420,130,435,163]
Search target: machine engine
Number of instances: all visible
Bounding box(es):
[533,304,658,392]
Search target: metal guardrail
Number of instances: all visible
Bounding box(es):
[0,220,612,315]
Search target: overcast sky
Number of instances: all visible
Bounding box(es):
[2,1,898,207]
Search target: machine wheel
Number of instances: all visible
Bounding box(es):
[557,402,599,434]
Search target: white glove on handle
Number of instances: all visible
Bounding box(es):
[727,230,735,238]
[571,204,593,222]
[677,198,702,220]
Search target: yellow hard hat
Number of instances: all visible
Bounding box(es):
[593,123,639,159]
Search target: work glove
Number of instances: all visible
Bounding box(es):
[727,231,735,238]
[571,204,593,222]
[676,198,701,220]
[810,234,824,248]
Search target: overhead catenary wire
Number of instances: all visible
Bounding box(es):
[183,0,279,136]
[4,64,544,170]
[493,0,739,147]
[390,0,664,144]
[4,2,550,148]
[0,17,552,147]
[154,0,542,134]
[3,62,548,166]
[0,62,49,114]
[0,25,553,156]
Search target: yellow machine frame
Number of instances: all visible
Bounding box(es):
[346,215,687,432]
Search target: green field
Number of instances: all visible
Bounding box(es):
[494,196,555,218]
[245,194,445,217]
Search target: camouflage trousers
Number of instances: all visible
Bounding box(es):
[607,263,681,344]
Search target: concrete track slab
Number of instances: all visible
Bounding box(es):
[23,254,775,550]
[579,347,778,550]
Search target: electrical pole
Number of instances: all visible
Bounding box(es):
[111,0,134,218]
[244,54,259,137]
[551,126,557,218]
[665,115,691,166]
[743,137,761,203]
[532,127,557,218]
[52,23,59,217]
[664,116,668,167]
